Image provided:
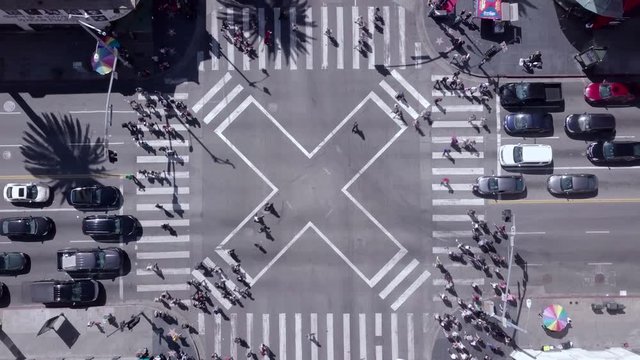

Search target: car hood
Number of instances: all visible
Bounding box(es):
[98,187,119,205]
[500,145,516,165]
[564,115,580,132]
[585,84,601,100]
[588,143,604,159]
[547,176,563,193]
[4,253,25,270]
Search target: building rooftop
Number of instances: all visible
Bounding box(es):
[0,0,138,10]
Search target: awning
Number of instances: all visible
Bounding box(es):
[476,0,503,19]
[576,0,624,17]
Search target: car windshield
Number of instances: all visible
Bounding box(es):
[578,116,589,131]
[600,84,612,98]
[29,218,36,234]
[0,255,6,270]
[513,146,523,163]
[114,218,121,234]
[560,177,573,191]
[71,282,86,301]
[26,185,37,199]
[95,189,102,203]
[514,116,528,129]
[515,86,528,100]
[488,178,499,191]
[634,145,640,156]
[96,251,106,269]
[603,143,615,159]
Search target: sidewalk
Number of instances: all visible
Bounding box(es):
[0,303,203,360]
[421,0,640,79]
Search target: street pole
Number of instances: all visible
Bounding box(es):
[499,211,527,333]
[69,15,132,68]
[103,51,118,152]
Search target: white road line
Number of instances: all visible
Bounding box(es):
[497,132,502,176]
[136,187,190,195]
[137,123,189,132]
[433,105,485,112]
[226,11,235,70]
[414,42,422,68]
[431,89,461,97]
[432,121,480,128]
[295,313,302,360]
[322,6,328,69]
[311,313,318,360]
[343,314,351,360]
[433,230,471,238]
[431,183,474,191]
[432,167,484,175]
[391,70,430,110]
[203,84,244,124]
[136,283,188,292]
[230,314,237,359]
[136,155,190,163]
[69,110,135,114]
[398,7,406,68]
[379,259,419,299]
[263,314,270,360]
[274,8,282,70]
[290,8,298,70]
[211,12,219,70]
[517,231,547,235]
[391,313,399,359]
[192,270,233,309]
[432,246,482,255]
[259,8,266,70]
[327,313,334,360]
[555,166,640,170]
[433,199,485,206]
[136,171,189,179]
[379,80,419,118]
[142,140,189,147]
[376,346,383,360]
[432,152,484,159]
[0,208,77,213]
[280,314,287,360]
[198,313,205,335]
[246,313,253,355]
[407,313,415,360]
[243,8,251,71]
[136,268,191,276]
[368,6,375,70]
[137,251,190,259]
[391,270,431,310]
[352,7,359,70]
[139,219,189,227]
[433,278,485,286]
[383,6,390,66]
[215,314,222,355]
[336,7,344,69]
[136,203,190,211]
[433,214,484,221]
[306,8,313,70]
[359,314,367,360]
[586,230,610,234]
[432,136,483,143]
[375,313,382,336]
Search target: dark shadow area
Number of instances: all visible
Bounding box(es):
[564,130,615,142]
[0,283,10,308]
[55,316,81,348]
[548,189,599,199]
[504,164,555,175]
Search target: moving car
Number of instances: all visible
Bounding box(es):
[547,174,598,195]
[503,113,554,136]
[499,82,564,111]
[3,183,50,203]
[0,252,27,274]
[57,247,124,274]
[473,175,526,196]
[30,279,99,305]
[584,81,639,106]
[0,216,54,239]
[68,186,121,209]
[499,144,553,167]
[82,215,139,237]
[564,113,615,137]
[586,141,640,163]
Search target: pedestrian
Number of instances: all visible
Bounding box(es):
[468,114,477,124]
[374,7,382,22]
[440,76,449,86]
[324,28,333,38]
[395,91,405,102]
[452,71,461,80]
[443,148,451,157]
[307,332,316,341]
[124,174,135,181]
[146,263,159,272]
[264,202,274,212]
[434,97,443,105]
[253,215,265,224]
[450,53,461,64]
[351,122,359,133]
[441,178,450,186]
[480,117,487,128]
[228,249,236,257]
[264,30,272,45]
[435,256,442,266]
[155,203,164,209]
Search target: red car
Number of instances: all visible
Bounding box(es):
[584,82,639,106]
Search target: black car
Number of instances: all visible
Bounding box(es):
[30,279,99,306]
[0,252,28,274]
[0,216,53,238]
[57,247,124,273]
[587,141,640,163]
[82,215,139,237]
[69,186,121,209]
[503,113,554,136]
[564,113,615,137]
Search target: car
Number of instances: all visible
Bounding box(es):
[0,252,27,274]
[503,113,554,136]
[68,186,121,209]
[564,113,615,137]
[498,82,564,111]
[473,175,526,196]
[499,144,553,167]
[584,81,639,106]
[587,141,640,163]
[30,279,99,305]
[0,216,54,238]
[547,174,598,195]
[3,183,50,203]
[82,215,139,237]
[57,247,124,274]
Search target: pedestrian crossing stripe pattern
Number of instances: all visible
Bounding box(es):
[202,5,424,71]
[208,312,429,360]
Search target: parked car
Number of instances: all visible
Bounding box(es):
[473,175,526,196]
[499,82,564,111]
[547,174,598,195]
[82,215,139,238]
[0,252,27,274]
[3,183,50,203]
[564,113,615,137]
[499,144,553,167]
[503,113,554,136]
[68,186,120,209]
[587,141,640,163]
[30,279,99,305]
[584,81,639,106]
[0,216,54,239]
[57,248,124,274]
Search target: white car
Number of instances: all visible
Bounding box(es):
[3,183,50,203]
[499,144,553,167]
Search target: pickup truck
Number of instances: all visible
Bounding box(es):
[57,247,124,274]
[499,82,564,111]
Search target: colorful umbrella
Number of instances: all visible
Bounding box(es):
[542,304,568,331]
[91,45,115,75]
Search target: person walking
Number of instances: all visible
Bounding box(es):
[443,148,451,157]
[351,122,360,134]
[441,178,450,186]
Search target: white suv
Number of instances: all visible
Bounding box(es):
[499,144,553,167]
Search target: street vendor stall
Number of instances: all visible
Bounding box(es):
[476,0,518,34]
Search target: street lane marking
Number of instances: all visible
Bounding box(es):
[432,136,483,143]
[432,152,484,159]
[136,283,188,292]
[391,313,399,359]
[311,313,318,360]
[193,72,233,113]
[139,219,189,227]
[433,278,484,286]
[407,313,415,360]
[433,214,484,221]
[136,251,190,259]
[263,314,270,360]
[586,230,610,234]
[433,105,485,113]
[432,184,474,191]
[375,313,382,336]
[379,80,419,119]
[137,203,189,211]
[391,70,430,110]
[343,314,351,360]
[280,314,287,360]
[588,262,613,265]
[359,314,367,360]
[136,171,189,179]
[327,313,334,360]
[398,7,406,68]
[379,259,418,299]
[203,84,244,125]
[136,268,191,276]
[432,167,484,175]
[136,155,190,163]
[391,270,431,310]
[192,270,233,309]
[493,198,640,204]
[295,313,302,360]
[433,199,485,206]
[136,187,190,195]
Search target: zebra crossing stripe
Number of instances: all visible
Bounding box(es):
[142,139,189,147]
[391,70,431,110]
[193,72,232,112]
[432,167,483,175]
[327,314,334,360]
[295,313,302,360]
[263,314,270,360]
[432,121,478,128]
[368,7,375,70]
[433,199,485,206]
[433,278,485,286]
[391,313,399,359]
[432,152,484,159]
[407,313,415,360]
[414,42,422,68]
[432,214,484,222]
[247,313,254,356]
[379,80,418,118]
[203,84,244,125]
[290,8,298,70]
[352,7,359,70]
[138,235,190,243]
[398,7,406,69]
[433,105,485,113]
[379,259,418,299]
[306,8,313,70]
[274,8,283,70]
[198,50,204,71]
[136,187,190,195]
[431,183,473,191]
[139,219,189,227]
[136,283,188,292]
[432,246,483,254]
[391,270,431,311]
[375,313,382,336]
[343,314,351,360]
[432,136,483,143]
[136,203,190,211]
[359,314,367,360]
[211,12,219,71]
[135,171,189,179]
[215,314,222,355]
[322,7,329,69]
[243,8,251,71]
[280,314,287,360]
[226,11,234,71]
[137,124,189,132]
[432,89,462,97]
[311,313,318,360]
[136,268,191,276]
[336,7,344,69]
[259,7,266,70]
[230,314,238,359]
[137,251,189,259]
[191,270,233,309]
[432,230,471,238]
[383,6,391,66]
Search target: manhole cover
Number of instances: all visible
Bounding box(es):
[3,101,15,112]
[2,151,11,160]
[595,273,605,284]
[542,274,552,284]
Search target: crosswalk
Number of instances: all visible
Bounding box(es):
[202,5,422,71]
[204,312,433,360]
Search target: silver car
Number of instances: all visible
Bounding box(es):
[547,174,598,195]
[473,176,526,196]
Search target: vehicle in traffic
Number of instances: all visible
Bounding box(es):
[0,252,27,274]
[584,81,639,106]
[503,113,554,136]
[499,144,553,167]
[586,141,640,163]
[546,174,598,195]
[30,279,100,305]
[57,247,124,274]
[82,215,139,238]
[0,216,54,239]
[564,113,615,137]
[3,183,50,204]
[473,175,526,196]
[499,82,564,111]
[68,186,121,209]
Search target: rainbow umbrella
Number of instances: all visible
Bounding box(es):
[100,35,120,49]
[91,45,115,75]
[542,304,568,331]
